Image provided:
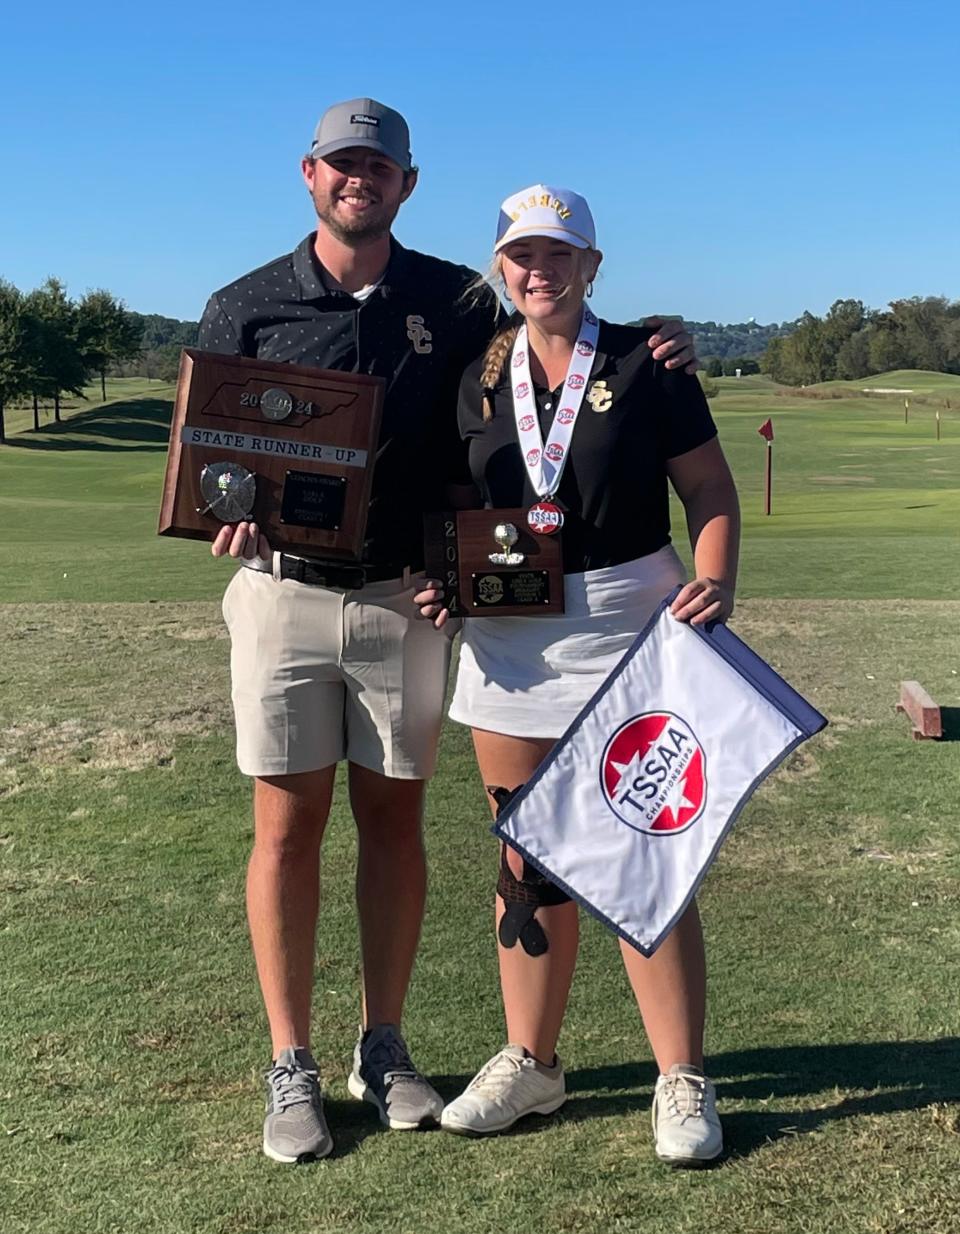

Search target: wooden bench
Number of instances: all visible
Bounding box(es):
[896,681,943,740]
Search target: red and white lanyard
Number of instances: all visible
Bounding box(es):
[510,306,599,499]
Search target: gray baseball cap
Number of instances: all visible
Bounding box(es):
[306,98,412,171]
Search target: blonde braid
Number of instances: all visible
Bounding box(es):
[480,312,522,421]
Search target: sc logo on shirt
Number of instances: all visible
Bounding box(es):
[587,380,613,413]
[406,315,433,354]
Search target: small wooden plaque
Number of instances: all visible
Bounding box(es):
[424,508,565,617]
[158,349,384,559]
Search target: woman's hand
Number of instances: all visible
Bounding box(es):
[670,577,734,626]
[211,521,272,563]
[413,578,451,629]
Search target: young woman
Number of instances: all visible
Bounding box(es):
[415,184,740,1165]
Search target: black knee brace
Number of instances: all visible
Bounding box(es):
[487,784,523,816]
[487,784,571,957]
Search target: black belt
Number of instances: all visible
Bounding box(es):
[278,554,409,589]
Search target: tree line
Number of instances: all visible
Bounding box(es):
[627,316,798,371]
[762,296,960,386]
[112,313,200,383]
[3,276,958,445]
[0,278,144,443]
[686,319,797,360]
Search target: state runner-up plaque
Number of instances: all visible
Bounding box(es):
[158,349,384,558]
[424,508,564,617]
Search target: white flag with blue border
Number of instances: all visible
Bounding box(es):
[494,590,827,956]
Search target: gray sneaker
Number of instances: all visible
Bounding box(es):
[347,1024,443,1130]
[263,1046,333,1163]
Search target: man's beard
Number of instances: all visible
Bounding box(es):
[313,190,399,245]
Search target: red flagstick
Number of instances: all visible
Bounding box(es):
[758,418,774,515]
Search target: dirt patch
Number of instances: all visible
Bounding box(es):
[3,599,960,787]
[756,746,820,800]
[0,602,229,780]
[0,708,220,775]
[732,598,960,727]
[730,613,818,641]
[810,475,876,484]
[853,846,947,872]
[167,627,229,642]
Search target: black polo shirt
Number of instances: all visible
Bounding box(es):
[457,321,717,574]
[197,233,501,570]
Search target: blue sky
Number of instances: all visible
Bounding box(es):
[2,0,957,327]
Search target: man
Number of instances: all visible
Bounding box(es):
[197,98,697,1163]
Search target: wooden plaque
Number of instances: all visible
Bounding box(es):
[424,508,564,618]
[158,349,384,559]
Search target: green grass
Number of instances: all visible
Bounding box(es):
[1,379,959,1233]
[3,376,959,603]
[685,374,960,601]
[810,369,960,397]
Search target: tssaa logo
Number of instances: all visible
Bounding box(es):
[600,712,706,835]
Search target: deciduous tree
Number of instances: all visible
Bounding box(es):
[78,290,144,401]
[24,278,87,424]
[0,280,28,444]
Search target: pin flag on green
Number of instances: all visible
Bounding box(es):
[758,418,774,515]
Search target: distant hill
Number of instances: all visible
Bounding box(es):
[133,312,199,350]
[683,319,797,359]
[810,369,960,397]
[121,310,798,376]
[113,312,200,380]
[626,316,797,360]
[128,310,797,360]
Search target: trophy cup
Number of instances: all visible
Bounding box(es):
[488,522,525,566]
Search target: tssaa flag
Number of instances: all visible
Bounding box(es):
[494,591,826,956]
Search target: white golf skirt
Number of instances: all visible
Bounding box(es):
[448,544,686,738]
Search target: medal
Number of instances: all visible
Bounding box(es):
[510,306,598,499]
[526,501,564,536]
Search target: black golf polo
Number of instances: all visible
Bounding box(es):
[198,234,501,571]
[457,321,718,575]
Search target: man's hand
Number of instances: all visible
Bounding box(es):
[412,577,450,629]
[211,520,272,563]
[643,316,699,374]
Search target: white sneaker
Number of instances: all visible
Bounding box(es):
[652,1064,723,1166]
[440,1045,566,1136]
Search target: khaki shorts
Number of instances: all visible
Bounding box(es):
[221,566,455,780]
